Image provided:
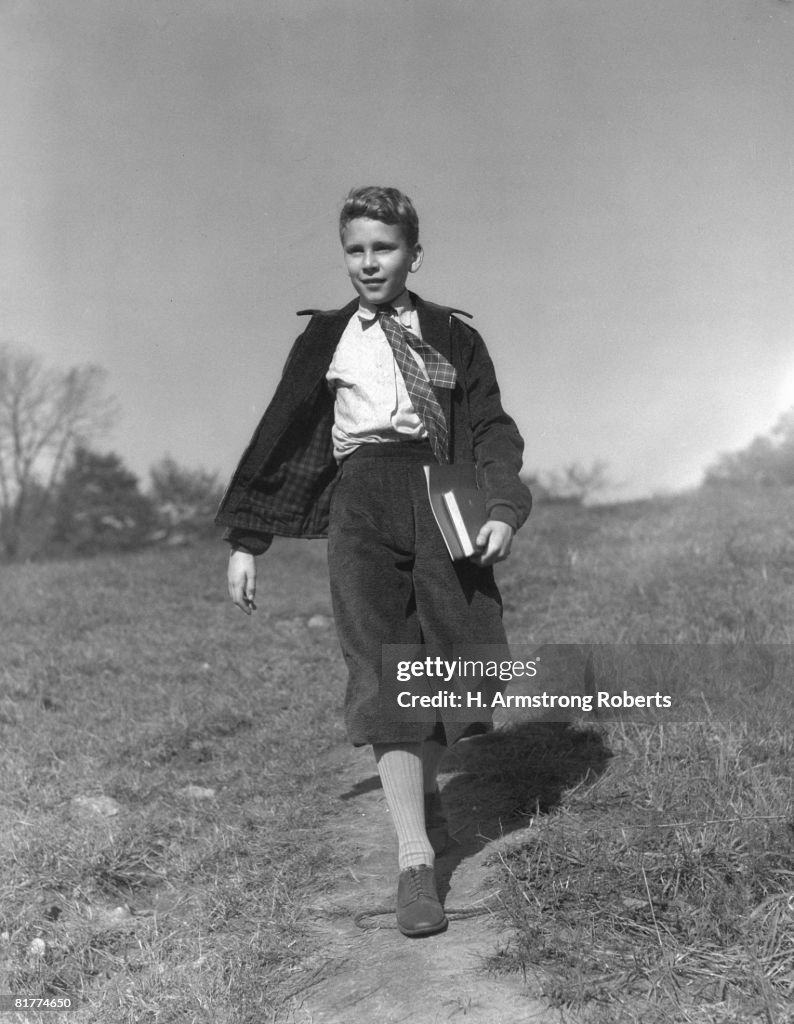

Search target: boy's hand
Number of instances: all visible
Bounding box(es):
[471,520,514,566]
[228,549,257,614]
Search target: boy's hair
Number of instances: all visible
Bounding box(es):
[339,186,419,248]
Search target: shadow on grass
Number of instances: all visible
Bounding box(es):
[338,774,383,801]
[435,720,612,902]
[335,719,611,907]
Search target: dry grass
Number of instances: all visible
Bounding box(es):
[0,540,348,1022]
[488,487,794,1023]
[1,486,792,1022]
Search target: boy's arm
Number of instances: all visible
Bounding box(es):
[471,520,514,566]
[227,547,257,615]
[457,320,532,533]
[223,528,273,613]
[222,528,273,556]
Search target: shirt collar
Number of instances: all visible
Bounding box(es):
[357,290,414,328]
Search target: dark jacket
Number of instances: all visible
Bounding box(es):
[215,293,532,553]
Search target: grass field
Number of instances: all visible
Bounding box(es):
[493,488,794,1023]
[1,486,792,1022]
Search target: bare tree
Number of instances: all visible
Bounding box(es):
[148,455,225,542]
[0,344,118,559]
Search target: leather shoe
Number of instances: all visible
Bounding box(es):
[424,790,449,855]
[396,864,448,937]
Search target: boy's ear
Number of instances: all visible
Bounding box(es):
[410,244,424,273]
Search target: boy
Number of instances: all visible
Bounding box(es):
[216,186,531,937]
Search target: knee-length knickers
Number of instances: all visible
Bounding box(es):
[327,441,508,747]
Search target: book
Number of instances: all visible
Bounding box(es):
[424,463,487,560]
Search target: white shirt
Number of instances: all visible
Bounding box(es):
[326,291,430,460]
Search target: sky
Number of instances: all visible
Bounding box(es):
[3,0,794,500]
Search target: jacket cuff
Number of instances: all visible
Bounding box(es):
[223,528,274,556]
[486,503,519,532]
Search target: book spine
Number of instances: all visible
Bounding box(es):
[442,492,476,557]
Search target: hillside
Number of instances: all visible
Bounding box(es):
[0,487,792,1022]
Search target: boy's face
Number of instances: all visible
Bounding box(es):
[341,217,423,307]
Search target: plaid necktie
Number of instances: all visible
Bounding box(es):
[376,306,456,463]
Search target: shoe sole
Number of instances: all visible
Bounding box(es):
[397,913,449,938]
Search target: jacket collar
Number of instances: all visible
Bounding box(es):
[281,298,358,402]
[288,291,456,396]
[412,292,453,364]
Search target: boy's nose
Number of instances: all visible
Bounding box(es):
[362,251,379,271]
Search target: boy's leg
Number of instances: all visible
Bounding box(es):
[372,739,447,863]
[411,471,509,745]
[414,543,507,650]
[373,742,434,869]
[328,450,447,935]
[327,454,435,745]
[374,741,447,936]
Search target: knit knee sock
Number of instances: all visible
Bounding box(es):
[421,739,446,795]
[373,742,435,870]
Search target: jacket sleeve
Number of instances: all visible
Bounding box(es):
[223,528,273,556]
[215,334,305,555]
[214,322,338,550]
[456,320,532,531]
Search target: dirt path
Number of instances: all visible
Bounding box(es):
[289,740,570,1024]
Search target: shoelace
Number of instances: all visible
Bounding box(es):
[401,866,435,903]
